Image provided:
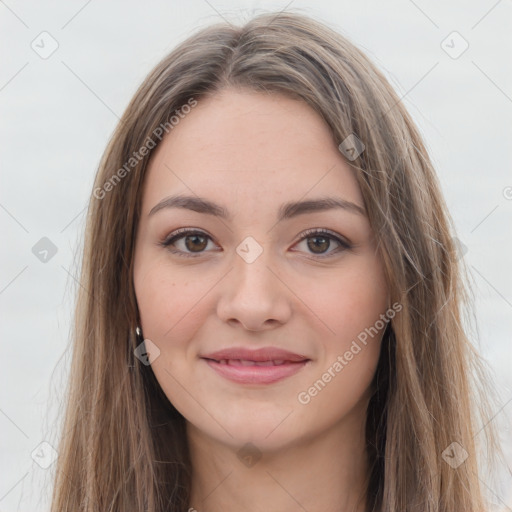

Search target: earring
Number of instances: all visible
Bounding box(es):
[135,326,143,342]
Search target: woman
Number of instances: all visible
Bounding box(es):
[50,10,498,512]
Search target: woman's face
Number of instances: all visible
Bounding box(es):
[133,88,389,451]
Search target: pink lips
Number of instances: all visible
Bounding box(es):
[201,347,310,384]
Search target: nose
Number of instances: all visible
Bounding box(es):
[216,241,292,332]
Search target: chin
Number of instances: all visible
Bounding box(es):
[191,406,304,452]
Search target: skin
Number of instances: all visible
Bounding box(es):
[133,87,389,512]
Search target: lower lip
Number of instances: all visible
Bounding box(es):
[202,358,310,384]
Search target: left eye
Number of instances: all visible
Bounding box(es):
[160,228,351,258]
[292,228,351,257]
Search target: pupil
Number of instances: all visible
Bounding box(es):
[186,234,207,252]
[308,236,329,253]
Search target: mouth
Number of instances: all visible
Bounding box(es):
[205,358,295,366]
[200,349,311,385]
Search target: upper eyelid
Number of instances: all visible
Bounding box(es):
[162,227,351,251]
[300,227,350,243]
[163,227,347,241]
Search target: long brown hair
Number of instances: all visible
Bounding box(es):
[50,10,498,511]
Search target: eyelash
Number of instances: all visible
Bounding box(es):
[159,227,352,259]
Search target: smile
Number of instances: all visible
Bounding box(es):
[214,359,287,366]
[202,357,310,384]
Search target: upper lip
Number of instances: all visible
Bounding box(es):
[201,347,309,362]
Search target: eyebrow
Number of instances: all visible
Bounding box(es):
[148,194,366,221]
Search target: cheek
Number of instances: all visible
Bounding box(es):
[303,256,388,346]
[298,255,387,399]
[296,268,387,416]
[134,257,211,343]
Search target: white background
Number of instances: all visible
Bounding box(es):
[1,1,511,510]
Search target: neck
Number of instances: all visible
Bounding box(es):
[186,417,369,512]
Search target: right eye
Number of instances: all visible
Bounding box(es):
[160,228,219,258]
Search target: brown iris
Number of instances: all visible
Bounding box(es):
[307,235,330,254]
[184,233,208,252]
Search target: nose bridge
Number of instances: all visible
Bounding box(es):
[232,235,278,297]
[216,235,291,329]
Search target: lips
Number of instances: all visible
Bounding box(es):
[214,359,287,366]
[202,347,309,363]
[201,347,310,385]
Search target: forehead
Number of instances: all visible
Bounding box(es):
[141,88,363,213]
